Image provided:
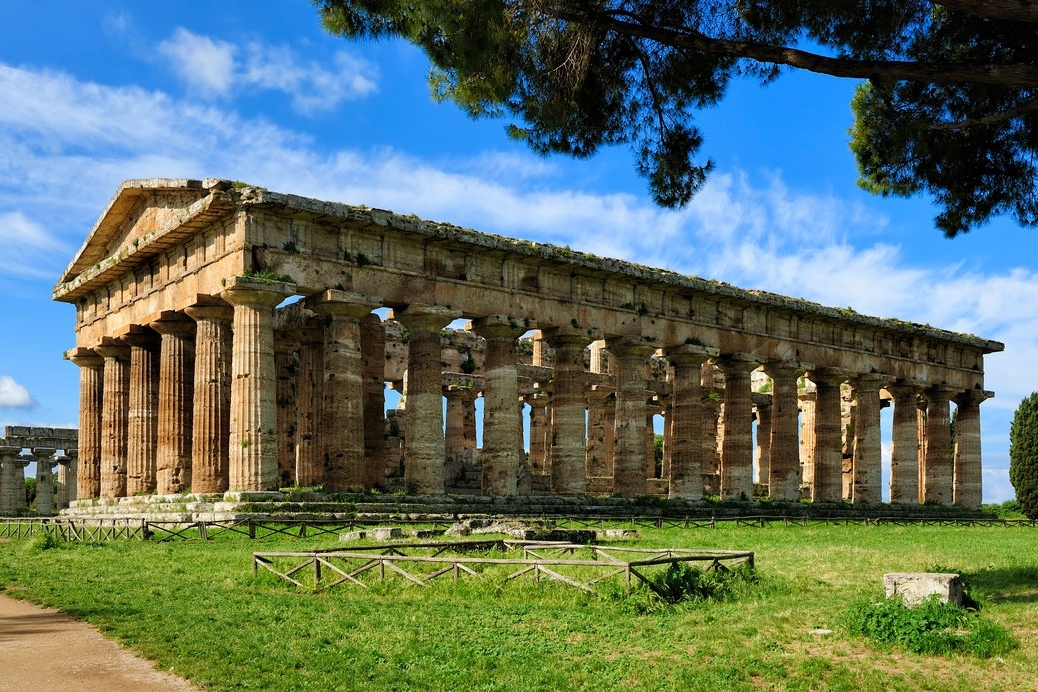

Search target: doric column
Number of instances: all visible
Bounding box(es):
[55,453,73,508]
[307,289,381,493]
[33,448,55,515]
[471,315,526,495]
[717,354,761,500]
[851,374,890,505]
[527,392,550,475]
[755,402,772,485]
[361,313,387,490]
[290,319,324,487]
[274,332,299,488]
[664,344,716,500]
[222,276,295,492]
[607,336,657,497]
[95,339,131,498]
[444,385,479,461]
[65,449,78,504]
[69,348,104,499]
[585,386,614,478]
[765,362,809,501]
[953,389,990,509]
[645,407,658,479]
[545,327,595,496]
[798,389,816,492]
[121,327,160,496]
[887,380,925,503]
[150,314,196,494]
[0,447,20,513]
[922,384,958,504]
[396,304,461,495]
[807,369,849,503]
[11,456,30,510]
[185,304,234,494]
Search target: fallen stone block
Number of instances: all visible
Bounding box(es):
[339,531,366,541]
[370,527,402,540]
[883,572,965,607]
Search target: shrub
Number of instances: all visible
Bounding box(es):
[839,596,1016,658]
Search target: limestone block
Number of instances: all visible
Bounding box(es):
[370,527,402,540]
[340,531,367,541]
[883,572,965,607]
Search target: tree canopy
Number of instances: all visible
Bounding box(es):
[317,1,1038,236]
[1009,391,1038,520]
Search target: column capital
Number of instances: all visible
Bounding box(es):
[68,347,104,369]
[118,324,161,350]
[67,449,78,460]
[305,289,381,320]
[716,352,763,373]
[0,446,20,460]
[221,275,296,309]
[469,314,527,340]
[885,378,927,397]
[954,388,993,406]
[184,303,234,323]
[542,324,600,347]
[93,337,130,361]
[664,343,718,365]
[391,304,462,332]
[33,448,55,463]
[806,367,852,387]
[606,334,659,359]
[924,383,961,401]
[851,373,894,391]
[763,360,812,379]
[149,311,196,337]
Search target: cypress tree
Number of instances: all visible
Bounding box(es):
[1009,393,1038,520]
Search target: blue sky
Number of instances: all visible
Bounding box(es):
[1,1,1034,503]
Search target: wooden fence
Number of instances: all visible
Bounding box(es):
[252,540,755,595]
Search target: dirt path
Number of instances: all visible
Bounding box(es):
[0,593,199,691]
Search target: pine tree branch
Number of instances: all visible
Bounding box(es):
[931,0,1038,22]
[926,99,1038,130]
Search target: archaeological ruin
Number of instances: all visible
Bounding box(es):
[45,178,1002,517]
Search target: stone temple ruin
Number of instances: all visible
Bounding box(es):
[44,178,1002,517]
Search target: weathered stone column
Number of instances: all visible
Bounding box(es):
[290,319,324,487]
[717,354,761,500]
[11,455,30,511]
[645,407,659,479]
[664,344,716,500]
[185,304,234,494]
[361,313,387,490]
[307,290,381,493]
[953,389,990,509]
[444,384,478,463]
[755,402,772,485]
[607,336,657,497]
[798,390,816,493]
[396,304,461,495]
[765,363,808,501]
[274,332,300,488]
[151,314,196,494]
[0,447,20,513]
[851,374,890,505]
[95,339,131,498]
[472,315,526,495]
[527,392,549,475]
[923,385,958,504]
[808,369,849,503]
[69,348,104,499]
[121,327,160,496]
[222,276,295,492]
[64,449,78,505]
[545,327,594,496]
[55,453,73,508]
[33,448,55,515]
[887,380,924,504]
[585,386,614,478]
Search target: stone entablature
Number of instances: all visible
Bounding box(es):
[54,179,1003,509]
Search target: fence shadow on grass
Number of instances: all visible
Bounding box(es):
[960,566,1038,604]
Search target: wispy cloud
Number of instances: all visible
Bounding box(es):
[156,27,376,112]
[0,212,68,279]
[0,376,37,409]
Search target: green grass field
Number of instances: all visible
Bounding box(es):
[2,523,1037,691]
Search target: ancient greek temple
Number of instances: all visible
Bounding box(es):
[52,178,1002,510]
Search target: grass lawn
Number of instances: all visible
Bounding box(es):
[2,523,1037,691]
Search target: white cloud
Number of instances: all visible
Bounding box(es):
[0,376,37,409]
[156,28,376,112]
[0,211,68,279]
[158,28,237,96]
